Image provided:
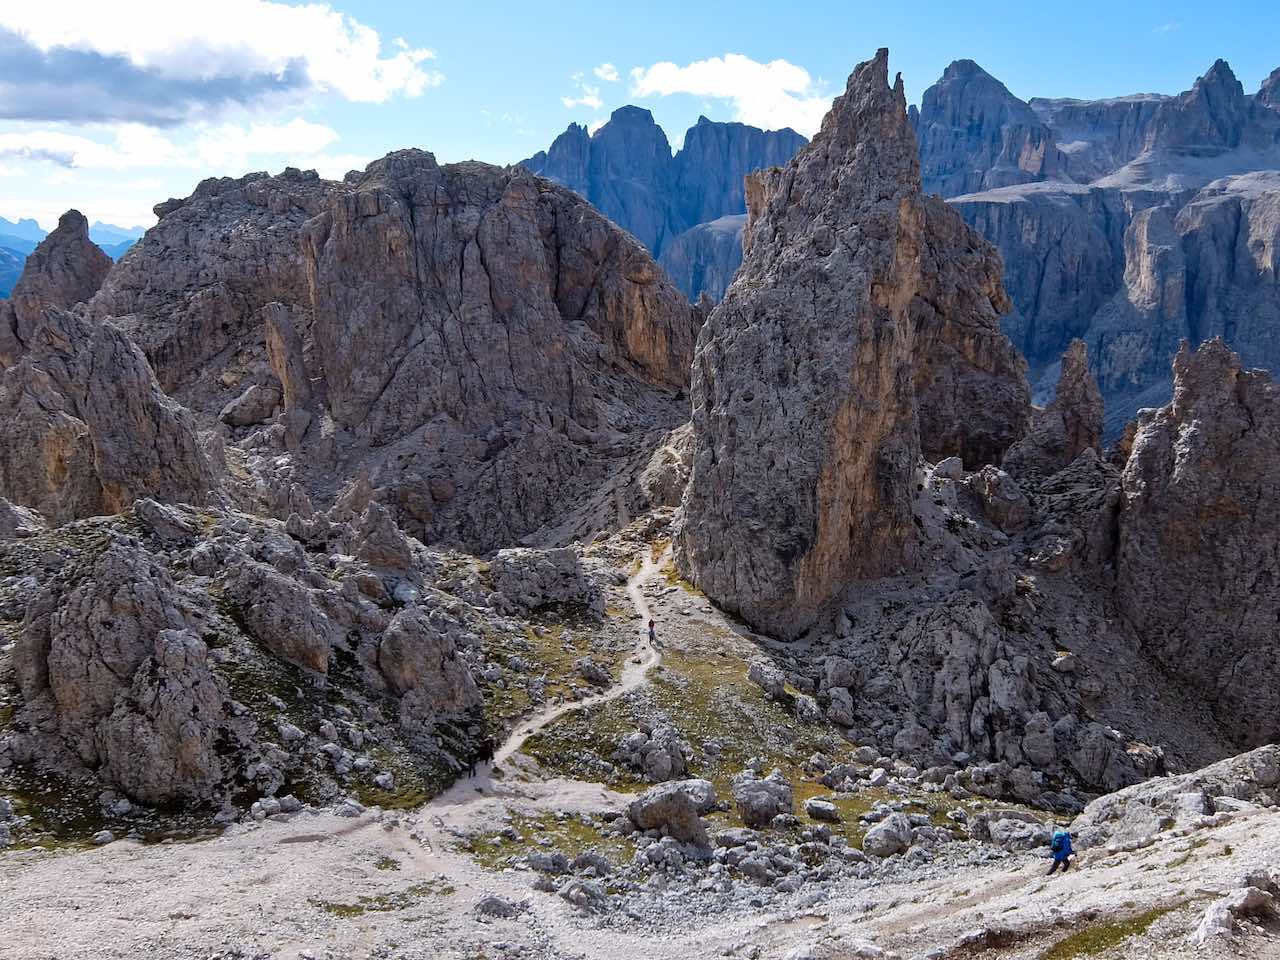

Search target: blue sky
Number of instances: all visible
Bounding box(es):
[1,0,1277,229]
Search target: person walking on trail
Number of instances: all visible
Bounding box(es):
[648,619,657,647]
[1047,827,1074,874]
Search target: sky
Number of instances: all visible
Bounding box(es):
[0,0,1277,230]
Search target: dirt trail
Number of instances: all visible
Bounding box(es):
[489,549,662,768]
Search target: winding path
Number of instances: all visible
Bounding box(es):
[490,549,662,766]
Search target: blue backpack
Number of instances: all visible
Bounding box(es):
[1051,830,1069,854]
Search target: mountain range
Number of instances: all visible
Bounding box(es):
[522,58,1280,434]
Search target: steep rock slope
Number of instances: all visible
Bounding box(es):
[86,152,698,552]
[1117,339,1280,747]
[522,110,806,300]
[676,49,1028,638]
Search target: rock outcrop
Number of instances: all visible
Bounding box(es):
[0,210,112,367]
[0,307,218,523]
[1003,340,1104,480]
[676,49,1028,638]
[1117,339,1280,746]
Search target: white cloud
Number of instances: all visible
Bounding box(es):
[561,72,603,110]
[593,63,619,83]
[0,125,182,169]
[1153,22,1181,34]
[193,117,339,169]
[587,118,607,136]
[629,53,831,136]
[0,0,442,124]
[0,117,361,181]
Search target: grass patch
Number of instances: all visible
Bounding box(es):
[374,856,401,871]
[310,879,454,918]
[1040,903,1182,959]
[478,612,629,732]
[519,644,944,849]
[463,812,635,873]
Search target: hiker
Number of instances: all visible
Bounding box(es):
[1047,826,1074,874]
[648,619,657,646]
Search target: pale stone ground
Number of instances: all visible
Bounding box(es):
[1,553,1277,960]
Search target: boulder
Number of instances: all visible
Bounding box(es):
[732,769,793,828]
[862,813,915,857]
[627,780,711,847]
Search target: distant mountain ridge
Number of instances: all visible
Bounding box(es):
[910,56,1280,434]
[520,108,806,300]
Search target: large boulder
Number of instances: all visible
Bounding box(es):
[376,605,481,735]
[224,560,344,674]
[732,769,793,828]
[627,780,712,847]
[1117,340,1280,746]
[675,49,1028,638]
[862,812,915,857]
[489,547,607,619]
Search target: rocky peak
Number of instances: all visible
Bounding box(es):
[676,48,1028,638]
[915,58,1062,196]
[1258,67,1280,110]
[1145,58,1264,152]
[0,209,112,367]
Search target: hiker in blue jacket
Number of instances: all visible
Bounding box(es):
[1047,827,1074,874]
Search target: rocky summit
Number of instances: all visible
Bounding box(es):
[0,39,1279,960]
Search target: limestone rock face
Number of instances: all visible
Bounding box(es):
[85,152,697,551]
[1117,339,1280,746]
[522,110,806,300]
[676,49,1028,637]
[87,168,338,398]
[1260,68,1280,110]
[1004,340,1104,480]
[13,539,250,804]
[938,58,1280,435]
[0,210,112,367]
[658,214,746,303]
[0,308,218,523]
[914,60,1064,197]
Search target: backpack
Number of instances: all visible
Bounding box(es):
[1051,830,1068,854]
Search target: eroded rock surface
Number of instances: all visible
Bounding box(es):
[1117,339,1280,746]
[0,308,218,522]
[676,48,1028,638]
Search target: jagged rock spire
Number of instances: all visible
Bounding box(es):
[675,48,1028,638]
